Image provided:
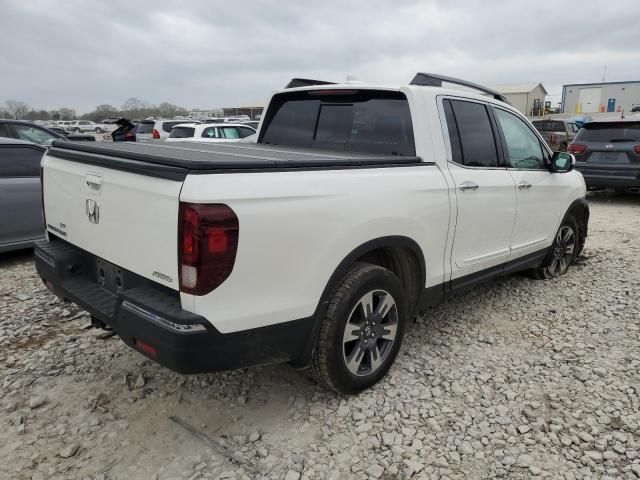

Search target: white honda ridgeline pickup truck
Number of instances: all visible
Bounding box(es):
[36,74,589,394]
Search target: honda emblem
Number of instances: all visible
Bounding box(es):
[86,199,99,224]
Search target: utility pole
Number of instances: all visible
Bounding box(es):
[601,65,607,83]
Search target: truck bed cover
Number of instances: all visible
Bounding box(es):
[49,141,424,181]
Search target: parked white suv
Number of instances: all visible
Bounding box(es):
[67,120,104,133]
[136,119,199,141]
[36,73,589,394]
[166,123,256,142]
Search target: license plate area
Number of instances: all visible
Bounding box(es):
[96,258,125,294]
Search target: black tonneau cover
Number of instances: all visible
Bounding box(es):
[48,140,424,181]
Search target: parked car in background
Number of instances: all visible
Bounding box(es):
[166,123,256,142]
[67,120,104,133]
[0,138,45,252]
[136,119,200,141]
[0,119,66,145]
[102,117,121,124]
[568,115,594,128]
[532,119,579,151]
[110,118,138,142]
[569,119,640,192]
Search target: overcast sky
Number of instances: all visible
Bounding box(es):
[2,0,639,113]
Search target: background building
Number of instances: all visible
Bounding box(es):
[561,81,640,113]
[490,83,548,116]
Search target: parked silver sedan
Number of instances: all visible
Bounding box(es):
[0,138,46,252]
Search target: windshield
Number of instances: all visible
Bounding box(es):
[575,122,640,142]
[532,121,565,132]
[260,90,415,156]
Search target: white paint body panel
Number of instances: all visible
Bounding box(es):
[42,155,181,290]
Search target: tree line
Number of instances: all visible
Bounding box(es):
[1,98,189,122]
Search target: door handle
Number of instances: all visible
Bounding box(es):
[518,181,532,190]
[458,181,479,191]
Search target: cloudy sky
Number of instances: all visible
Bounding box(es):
[2,0,639,113]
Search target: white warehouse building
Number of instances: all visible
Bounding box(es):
[561,81,640,114]
[490,83,548,116]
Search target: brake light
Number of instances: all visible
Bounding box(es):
[633,145,640,155]
[125,132,135,140]
[178,203,239,295]
[568,143,586,154]
[152,128,160,139]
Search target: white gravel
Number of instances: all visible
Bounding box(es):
[1,191,639,480]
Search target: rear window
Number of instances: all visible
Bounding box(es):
[137,122,154,134]
[575,122,640,142]
[259,90,415,156]
[169,127,195,138]
[532,121,565,132]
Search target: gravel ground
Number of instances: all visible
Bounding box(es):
[1,191,639,480]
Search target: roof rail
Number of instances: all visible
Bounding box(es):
[285,78,336,89]
[410,73,510,104]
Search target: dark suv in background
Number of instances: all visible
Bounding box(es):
[569,119,640,192]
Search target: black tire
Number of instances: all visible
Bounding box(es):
[95,127,103,133]
[306,263,407,394]
[74,127,80,133]
[531,214,580,280]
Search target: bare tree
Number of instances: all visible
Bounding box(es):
[5,100,30,119]
[57,108,76,120]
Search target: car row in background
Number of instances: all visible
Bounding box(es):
[165,123,256,142]
[0,138,45,252]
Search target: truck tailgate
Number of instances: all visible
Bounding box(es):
[42,153,183,290]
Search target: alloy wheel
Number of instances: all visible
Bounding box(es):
[342,289,398,376]
[548,225,576,276]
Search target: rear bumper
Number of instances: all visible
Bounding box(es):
[575,162,640,188]
[34,237,312,374]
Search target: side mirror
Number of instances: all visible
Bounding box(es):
[550,151,575,173]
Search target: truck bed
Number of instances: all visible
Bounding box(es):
[50,141,423,181]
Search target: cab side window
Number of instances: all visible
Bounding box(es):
[444,99,499,167]
[493,108,545,170]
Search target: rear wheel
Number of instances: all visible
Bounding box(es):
[306,263,407,394]
[531,215,579,279]
[95,127,103,133]
[74,127,80,133]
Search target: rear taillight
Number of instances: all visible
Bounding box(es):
[152,128,160,139]
[125,132,135,140]
[633,145,640,155]
[178,202,239,295]
[568,143,586,154]
[40,166,46,226]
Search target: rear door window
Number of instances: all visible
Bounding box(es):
[202,127,221,138]
[220,127,240,139]
[446,99,499,167]
[260,90,415,156]
[575,123,640,142]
